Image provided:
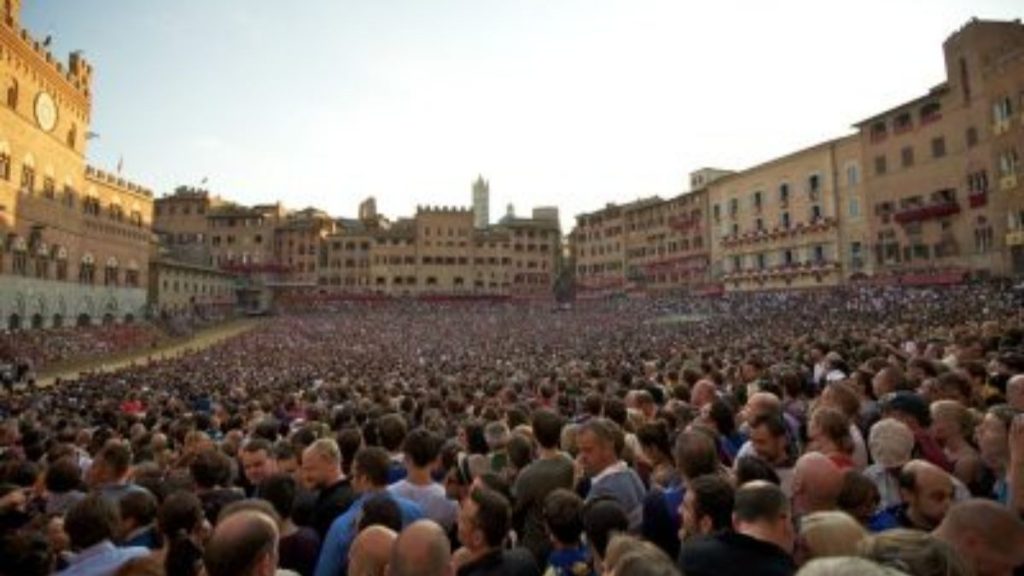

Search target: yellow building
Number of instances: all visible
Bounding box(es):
[0,1,154,329]
[707,137,856,292]
[148,257,236,318]
[857,19,1024,281]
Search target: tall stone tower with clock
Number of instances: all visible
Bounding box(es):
[0,1,155,330]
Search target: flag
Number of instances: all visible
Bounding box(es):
[116,156,123,174]
[200,176,208,185]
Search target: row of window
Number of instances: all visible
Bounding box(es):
[0,252,140,287]
[728,245,832,272]
[0,153,145,226]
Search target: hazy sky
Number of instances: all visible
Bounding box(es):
[24,1,1022,230]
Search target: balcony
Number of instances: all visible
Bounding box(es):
[993,118,1011,136]
[893,201,960,224]
[920,112,942,126]
[1001,174,1019,191]
[1007,231,1024,247]
[968,192,987,208]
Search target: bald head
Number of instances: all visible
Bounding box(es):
[1007,375,1024,412]
[792,452,843,517]
[390,520,452,576]
[898,460,953,531]
[349,525,397,576]
[934,499,1024,576]
[204,510,279,576]
[745,392,781,421]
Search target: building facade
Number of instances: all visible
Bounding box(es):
[148,257,236,318]
[570,18,1024,295]
[0,1,154,329]
[708,139,850,291]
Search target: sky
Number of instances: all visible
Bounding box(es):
[23,1,1023,231]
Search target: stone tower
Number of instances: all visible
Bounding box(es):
[472,175,489,229]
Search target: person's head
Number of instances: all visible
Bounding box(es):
[348,525,396,576]
[735,455,781,486]
[897,460,954,530]
[352,447,391,493]
[934,499,1024,576]
[836,470,880,526]
[873,367,906,399]
[457,487,511,553]
[603,534,680,576]
[929,400,974,446]
[336,427,364,476]
[44,457,82,494]
[358,493,402,532]
[0,530,54,576]
[240,438,277,487]
[794,511,866,566]
[390,520,452,576]
[807,408,853,456]
[402,428,441,472]
[1006,375,1024,412]
[691,380,718,409]
[204,507,279,576]
[582,497,629,570]
[543,488,585,548]
[378,414,408,454]
[732,480,795,554]
[259,473,299,522]
[483,421,510,453]
[674,428,719,482]
[159,491,208,576]
[679,474,733,541]
[65,493,120,550]
[867,418,914,471]
[190,448,233,490]
[860,529,970,576]
[301,438,343,490]
[271,441,299,477]
[796,557,902,576]
[576,418,622,477]
[87,442,133,487]
[975,405,1015,471]
[880,391,931,431]
[532,409,565,451]
[743,392,781,424]
[119,488,158,539]
[637,421,673,466]
[792,452,843,518]
[748,412,789,465]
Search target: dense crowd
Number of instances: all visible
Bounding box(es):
[0,323,164,375]
[1,283,1024,576]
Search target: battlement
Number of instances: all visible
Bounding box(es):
[0,19,93,104]
[166,186,211,199]
[85,165,153,198]
[416,205,472,215]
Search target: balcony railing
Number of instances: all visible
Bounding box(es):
[719,217,837,248]
[993,118,1011,136]
[893,201,960,224]
[968,192,987,208]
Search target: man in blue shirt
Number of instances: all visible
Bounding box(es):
[59,494,149,576]
[315,447,423,576]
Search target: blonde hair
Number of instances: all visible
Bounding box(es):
[929,400,976,439]
[858,529,970,576]
[799,511,867,559]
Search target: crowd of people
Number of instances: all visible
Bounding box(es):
[0,323,164,376]
[0,283,1023,576]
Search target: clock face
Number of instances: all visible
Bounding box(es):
[34,91,57,132]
